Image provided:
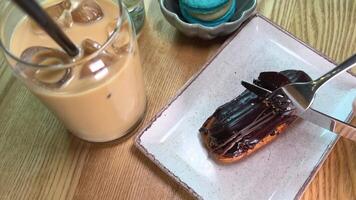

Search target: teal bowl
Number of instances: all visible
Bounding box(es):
[159,0,257,39]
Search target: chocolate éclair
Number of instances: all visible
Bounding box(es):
[200,70,312,163]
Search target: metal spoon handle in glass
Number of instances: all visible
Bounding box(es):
[12,0,79,57]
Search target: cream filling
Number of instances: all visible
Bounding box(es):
[188,0,233,21]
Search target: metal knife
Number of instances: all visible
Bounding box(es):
[241,81,356,141]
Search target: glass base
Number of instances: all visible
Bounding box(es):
[70,100,148,143]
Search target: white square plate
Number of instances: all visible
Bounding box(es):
[135,15,356,200]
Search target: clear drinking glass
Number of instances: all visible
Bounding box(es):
[0,0,147,142]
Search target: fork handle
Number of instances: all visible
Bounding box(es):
[313,54,356,91]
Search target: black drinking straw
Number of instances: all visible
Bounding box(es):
[12,0,79,57]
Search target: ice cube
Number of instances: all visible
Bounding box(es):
[81,38,102,55]
[20,46,73,88]
[57,10,74,28]
[80,39,115,78]
[46,0,71,19]
[71,0,104,24]
[31,0,73,34]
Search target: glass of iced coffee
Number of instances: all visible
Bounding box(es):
[0,0,146,142]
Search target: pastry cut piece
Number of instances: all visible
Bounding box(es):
[199,70,312,163]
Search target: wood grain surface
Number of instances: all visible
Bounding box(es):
[0,0,355,199]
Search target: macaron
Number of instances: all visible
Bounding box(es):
[179,0,236,27]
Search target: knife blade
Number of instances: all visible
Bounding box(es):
[241,81,356,140]
[241,81,271,97]
[300,108,356,140]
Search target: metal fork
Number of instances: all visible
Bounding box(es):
[241,54,356,140]
[276,54,356,115]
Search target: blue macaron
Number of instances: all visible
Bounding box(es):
[179,0,236,27]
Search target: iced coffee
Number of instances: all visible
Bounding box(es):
[1,0,146,142]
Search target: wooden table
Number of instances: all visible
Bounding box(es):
[0,0,355,199]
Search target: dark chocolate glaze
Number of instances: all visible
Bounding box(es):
[200,70,312,159]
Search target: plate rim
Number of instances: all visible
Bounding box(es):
[135,13,341,200]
